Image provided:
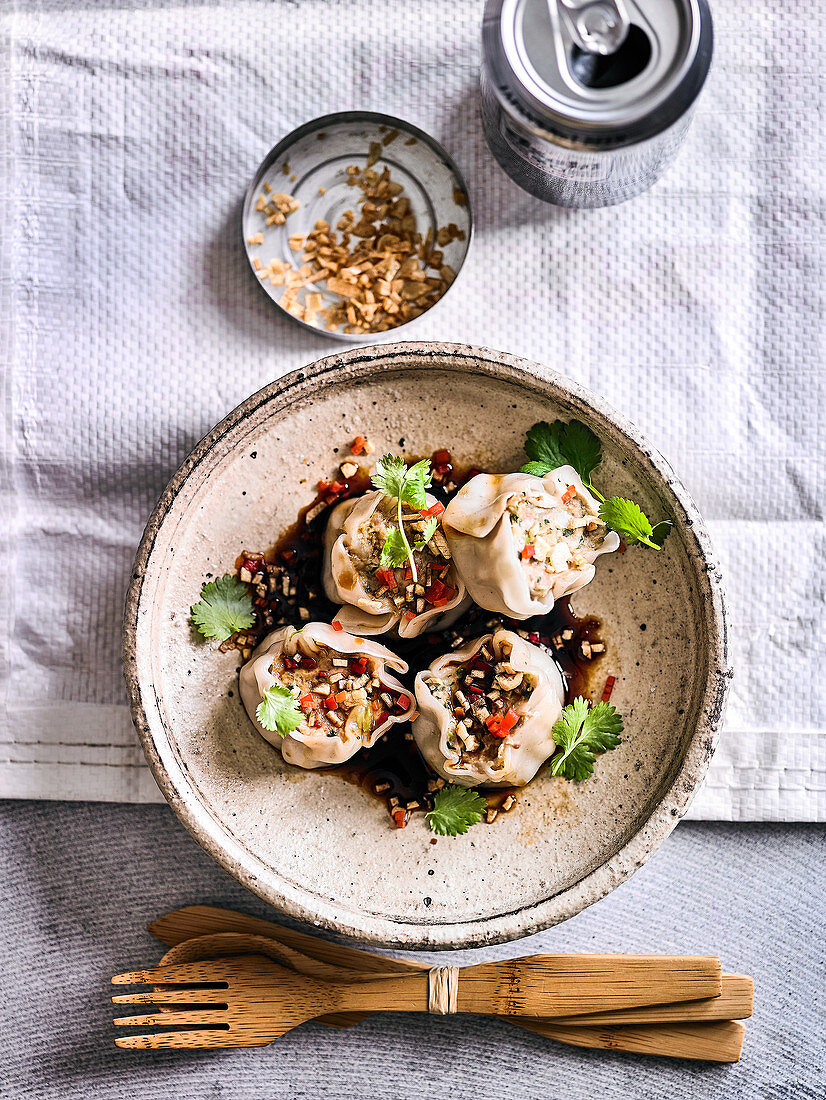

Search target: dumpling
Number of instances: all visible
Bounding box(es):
[442,466,619,618]
[239,622,416,769]
[322,489,469,639]
[412,628,564,787]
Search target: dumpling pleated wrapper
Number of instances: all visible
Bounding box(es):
[442,466,619,618]
[239,622,416,770]
[413,628,565,788]
[322,489,470,639]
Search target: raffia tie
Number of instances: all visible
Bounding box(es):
[427,966,460,1014]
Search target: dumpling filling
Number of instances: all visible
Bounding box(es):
[350,497,457,624]
[413,628,564,787]
[422,636,534,772]
[272,646,412,739]
[507,485,607,600]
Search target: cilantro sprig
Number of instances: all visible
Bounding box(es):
[427,784,488,836]
[256,684,304,738]
[191,574,255,642]
[520,419,672,550]
[550,697,623,781]
[371,455,436,582]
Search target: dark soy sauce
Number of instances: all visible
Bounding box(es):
[234,451,608,826]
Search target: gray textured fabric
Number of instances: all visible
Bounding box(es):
[1,802,822,1098]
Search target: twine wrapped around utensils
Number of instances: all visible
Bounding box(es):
[427,966,460,1014]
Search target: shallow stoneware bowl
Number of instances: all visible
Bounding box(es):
[124,341,730,949]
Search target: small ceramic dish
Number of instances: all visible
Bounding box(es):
[123,342,729,949]
[242,112,472,341]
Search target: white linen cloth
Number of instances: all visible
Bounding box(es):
[1,0,823,819]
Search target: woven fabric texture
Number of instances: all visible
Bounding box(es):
[1,1,824,817]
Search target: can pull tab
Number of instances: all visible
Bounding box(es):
[554,0,631,55]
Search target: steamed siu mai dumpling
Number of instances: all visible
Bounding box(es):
[412,628,564,787]
[322,489,469,639]
[240,622,416,769]
[442,467,618,618]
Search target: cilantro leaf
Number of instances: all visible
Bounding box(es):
[380,527,411,568]
[371,454,409,501]
[559,420,603,484]
[398,458,433,509]
[370,455,435,583]
[524,421,568,472]
[256,684,303,738]
[550,697,623,781]
[520,460,553,478]
[599,497,668,551]
[191,574,255,642]
[414,517,439,549]
[427,785,488,836]
[522,419,602,485]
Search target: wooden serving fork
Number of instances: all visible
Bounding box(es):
[113,952,721,1050]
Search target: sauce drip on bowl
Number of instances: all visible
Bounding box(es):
[232,451,608,826]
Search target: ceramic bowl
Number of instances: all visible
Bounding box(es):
[123,342,729,949]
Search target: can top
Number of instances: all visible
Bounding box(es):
[485,0,713,144]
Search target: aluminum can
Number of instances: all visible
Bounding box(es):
[481,0,713,207]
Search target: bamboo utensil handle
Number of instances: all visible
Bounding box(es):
[517,1019,745,1063]
[553,975,753,1025]
[455,956,721,1016]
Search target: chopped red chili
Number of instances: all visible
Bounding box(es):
[299,656,317,670]
[375,567,397,590]
[282,657,297,670]
[392,807,409,828]
[299,693,315,712]
[561,484,576,504]
[323,695,338,711]
[419,501,445,518]
[501,708,520,732]
[350,435,367,455]
[528,632,540,644]
[331,620,343,631]
[349,656,368,675]
[601,675,616,702]
[521,544,535,559]
[425,578,447,604]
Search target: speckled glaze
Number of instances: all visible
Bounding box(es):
[123,343,730,949]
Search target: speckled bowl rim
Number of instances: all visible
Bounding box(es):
[123,342,730,949]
